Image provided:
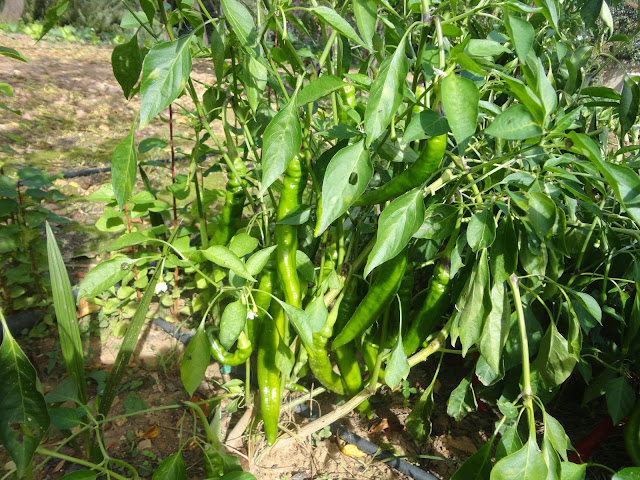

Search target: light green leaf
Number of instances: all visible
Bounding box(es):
[111,34,142,99]
[221,0,257,48]
[441,75,479,152]
[181,320,210,396]
[279,302,314,352]
[447,377,475,421]
[246,246,277,277]
[531,322,577,389]
[467,209,496,252]
[316,140,373,235]
[229,233,259,258]
[364,37,409,147]
[111,121,137,209]
[560,462,586,480]
[0,312,50,478]
[107,232,152,250]
[139,36,193,128]
[457,249,489,355]
[496,422,523,461]
[544,411,570,462]
[466,39,511,57]
[364,189,424,277]
[490,439,548,480]
[0,46,28,62]
[506,15,534,64]
[353,0,377,49]
[385,334,410,389]
[612,467,640,480]
[152,452,187,480]
[309,6,365,47]
[220,301,247,350]
[77,256,138,300]
[479,281,510,373]
[297,75,346,106]
[260,97,302,195]
[528,192,556,238]
[240,53,268,113]
[485,104,542,140]
[402,110,450,144]
[306,296,329,334]
[203,246,256,282]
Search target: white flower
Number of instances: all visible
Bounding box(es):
[155,282,168,294]
[246,310,258,320]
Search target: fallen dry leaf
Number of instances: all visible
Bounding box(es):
[368,417,390,434]
[144,425,159,439]
[52,459,65,473]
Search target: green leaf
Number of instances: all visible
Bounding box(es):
[229,233,259,258]
[457,249,489,355]
[297,75,346,106]
[441,75,479,152]
[560,462,586,480]
[612,468,640,480]
[485,104,542,140]
[222,0,257,48]
[220,472,258,480]
[260,97,302,195]
[620,77,640,138]
[58,471,98,480]
[47,223,87,404]
[0,46,28,62]
[450,436,495,480]
[123,391,147,414]
[447,377,475,421]
[506,15,534,64]
[309,6,365,47]
[240,54,268,113]
[385,335,410,389]
[316,140,373,235]
[479,281,510,373]
[107,232,151,250]
[413,204,458,241]
[152,452,187,480]
[466,39,511,57]
[406,384,435,442]
[536,0,558,30]
[353,0,377,49]
[220,301,247,350]
[496,73,545,124]
[246,246,277,277]
[364,37,409,147]
[531,322,577,389]
[139,36,193,128]
[40,0,69,40]
[467,209,497,252]
[181,320,210,396]
[568,291,602,327]
[581,0,602,28]
[305,296,328,334]
[99,262,162,416]
[528,192,556,238]
[77,257,136,300]
[496,422,523,461]
[49,407,83,430]
[279,302,314,353]
[111,34,142,99]
[490,215,518,283]
[364,189,424,277]
[0,313,50,478]
[277,205,311,225]
[490,439,548,480]
[605,376,635,424]
[544,411,570,462]
[111,121,137,209]
[139,0,156,25]
[402,110,450,144]
[202,246,257,282]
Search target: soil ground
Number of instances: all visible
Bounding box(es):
[0,32,635,480]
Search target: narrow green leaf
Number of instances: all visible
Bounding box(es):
[139,36,193,128]
[364,37,409,146]
[246,246,277,277]
[544,411,570,462]
[316,140,373,235]
[260,97,302,195]
[620,77,640,137]
[364,189,424,277]
[457,250,489,355]
[309,6,365,46]
[47,223,87,404]
[485,104,542,140]
[353,0,377,49]
[447,377,475,421]
[39,0,70,40]
[220,301,247,350]
[385,335,410,389]
[111,121,137,209]
[221,0,257,48]
[0,312,50,478]
[203,246,257,282]
[297,75,346,107]
[479,281,510,373]
[506,15,534,64]
[152,453,187,480]
[0,46,28,62]
[450,436,495,480]
[441,75,479,152]
[181,320,211,396]
[467,209,497,252]
[111,34,142,99]
[490,439,548,480]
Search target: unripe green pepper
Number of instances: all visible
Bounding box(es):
[208,330,252,366]
[211,157,247,245]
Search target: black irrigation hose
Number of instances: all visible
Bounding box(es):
[152,316,440,480]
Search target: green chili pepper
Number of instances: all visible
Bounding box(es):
[354,134,447,207]
[211,157,247,246]
[257,295,285,445]
[275,156,307,307]
[413,85,426,113]
[402,255,451,356]
[247,268,275,347]
[339,83,357,126]
[208,330,252,366]
[308,295,347,395]
[332,249,408,349]
[625,400,640,466]
[361,330,384,382]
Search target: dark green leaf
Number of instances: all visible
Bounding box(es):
[297,75,346,106]
[406,384,434,442]
[620,77,640,137]
[606,376,635,424]
[353,0,377,49]
[49,407,83,430]
[0,46,28,62]
[111,34,142,99]
[111,121,137,209]
[506,15,534,64]
[77,257,138,300]
[479,281,510,373]
[612,468,640,480]
[457,249,489,355]
[309,6,365,47]
[450,436,494,480]
[490,439,547,480]
[220,472,258,480]
[221,0,257,48]
[413,204,458,241]
[58,471,98,480]
[528,192,556,238]
[447,377,475,421]
[152,452,187,480]
[181,320,210,396]
[441,75,479,152]
[485,104,542,140]
[490,215,517,282]
[496,422,523,461]
[220,301,247,350]
[467,209,497,252]
[581,0,602,28]
[203,246,256,281]
[40,0,70,40]
[531,322,577,389]
[123,391,147,414]
[402,110,450,144]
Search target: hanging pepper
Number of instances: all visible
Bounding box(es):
[211,157,247,246]
[339,83,357,126]
[275,155,307,307]
[354,134,447,206]
[332,249,408,349]
[247,268,275,347]
[208,330,252,366]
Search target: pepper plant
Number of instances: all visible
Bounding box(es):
[4,0,640,477]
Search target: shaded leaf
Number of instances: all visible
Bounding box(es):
[220,301,247,350]
[152,452,187,480]
[111,34,142,99]
[181,320,210,396]
[485,104,542,140]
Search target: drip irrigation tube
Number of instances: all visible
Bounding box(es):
[152,316,440,480]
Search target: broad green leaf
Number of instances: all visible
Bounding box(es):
[467,209,496,252]
[139,0,156,25]
[441,75,479,152]
[316,140,373,235]
[40,0,70,40]
[220,472,258,480]
[279,302,314,352]
[297,75,346,106]
[450,436,494,480]
[364,38,409,147]
[544,411,570,462]
[108,232,152,250]
[260,97,302,195]
[537,0,558,30]
[479,281,510,373]
[496,422,523,461]
[490,439,548,480]
[99,262,162,416]
[0,46,28,62]
[528,192,556,238]
[0,83,13,96]
[229,233,259,258]
[111,34,142,99]
[49,407,83,430]
[496,72,545,124]
[181,319,210,396]
[0,312,50,478]
[221,0,257,48]
[490,215,518,282]
[203,246,257,282]
[569,290,602,327]
[385,335,410,389]
[612,468,640,480]
[457,249,489,355]
[58,471,98,480]
[275,336,295,375]
[581,0,602,28]
[402,110,450,144]
[246,246,277,277]
[406,383,435,442]
[605,376,635,424]
[466,39,511,57]
[47,223,87,404]
[620,77,640,137]
[77,256,138,300]
[413,204,458,241]
[485,105,542,140]
[220,301,247,350]
[542,434,561,480]
[447,377,475,421]
[560,462,586,480]
[152,453,187,480]
[112,121,137,209]
[309,6,365,47]
[305,296,328,333]
[531,322,577,388]
[353,0,377,49]
[506,15,534,64]
[240,54,268,113]
[139,36,193,128]
[364,189,424,277]
[277,205,311,225]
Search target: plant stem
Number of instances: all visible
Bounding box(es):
[35,447,133,480]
